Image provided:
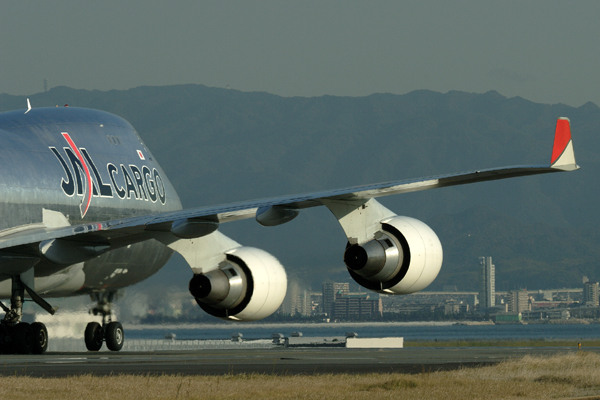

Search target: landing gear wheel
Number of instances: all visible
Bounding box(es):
[0,327,9,354]
[105,321,124,351]
[85,322,103,351]
[30,322,48,354]
[14,322,32,354]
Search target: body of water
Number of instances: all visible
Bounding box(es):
[123,322,600,342]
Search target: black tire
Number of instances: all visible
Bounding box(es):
[0,329,7,354]
[105,321,124,351]
[84,322,103,351]
[30,322,48,354]
[13,322,32,354]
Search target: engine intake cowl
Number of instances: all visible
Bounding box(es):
[189,247,287,321]
[343,216,442,295]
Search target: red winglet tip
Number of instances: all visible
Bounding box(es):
[551,118,571,165]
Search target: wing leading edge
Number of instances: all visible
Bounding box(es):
[0,118,578,252]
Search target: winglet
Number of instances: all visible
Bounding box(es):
[24,98,32,114]
[550,117,578,171]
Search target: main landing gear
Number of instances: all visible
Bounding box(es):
[0,279,125,354]
[0,276,55,354]
[84,291,124,352]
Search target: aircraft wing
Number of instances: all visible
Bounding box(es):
[0,118,578,252]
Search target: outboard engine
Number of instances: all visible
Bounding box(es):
[344,216,442,294]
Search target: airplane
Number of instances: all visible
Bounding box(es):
[0,102,578,354]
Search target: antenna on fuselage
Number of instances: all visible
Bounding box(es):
[24,98,32,114]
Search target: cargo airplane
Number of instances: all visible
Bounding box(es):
[0,102,578,353]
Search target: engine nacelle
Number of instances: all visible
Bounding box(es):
[189,246,287,321]
[343,216,442,295]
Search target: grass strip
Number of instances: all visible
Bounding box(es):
[1,352,600,399]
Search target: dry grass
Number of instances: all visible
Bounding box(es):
[2,352,600,399]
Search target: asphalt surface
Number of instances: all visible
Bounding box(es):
[0,346,597,377]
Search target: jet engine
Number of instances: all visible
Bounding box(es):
[188,246,287,321]
[343,216,442,295]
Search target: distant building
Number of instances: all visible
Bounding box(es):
[521,309,570,321]
[310,293,323,315]
[322,282,350,317]
[507,290,530,313]
[471,294,479,307]
[281,280,312,316]
[444,302,468,315]
[332,292,382,319]
[583,281,599,307]
[295,290,312,316]
[530,301,571,310]
[479,256,495,310]
[541,290,554,301]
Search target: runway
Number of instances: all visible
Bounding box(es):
[0,346,597,377]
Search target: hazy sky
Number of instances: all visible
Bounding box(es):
[1,1,599,107]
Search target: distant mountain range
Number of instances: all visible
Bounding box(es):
[1,85,599,292]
